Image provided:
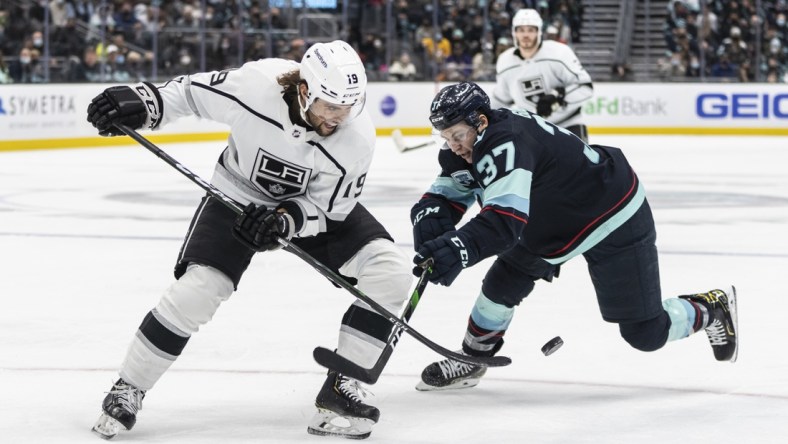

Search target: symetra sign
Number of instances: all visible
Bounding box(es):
[696,93,788,118]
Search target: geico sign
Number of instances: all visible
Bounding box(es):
[696,93,788,118]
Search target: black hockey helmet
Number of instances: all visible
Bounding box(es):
[429,82,491,131]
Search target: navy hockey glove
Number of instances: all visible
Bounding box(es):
[232,203,296,252]
[410,198,456,250]
[87,84,158,136]
[413,231,477,286]
[536,93,563,118]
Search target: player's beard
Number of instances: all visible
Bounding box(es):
[518,35,538,52]
[306,110,339,137]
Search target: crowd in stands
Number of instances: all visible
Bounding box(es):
[1,0,784,85]
[0,0,581,84]
[661,0,788,82]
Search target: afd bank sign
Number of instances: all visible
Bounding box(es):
[696,92,788,119]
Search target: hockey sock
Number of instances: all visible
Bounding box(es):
[662,297,710,341]
[462,292,513,356]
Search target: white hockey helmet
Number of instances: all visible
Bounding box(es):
[300,40,367,110]
[511,9,543,47]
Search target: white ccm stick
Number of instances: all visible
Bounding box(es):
[391,128,435,153]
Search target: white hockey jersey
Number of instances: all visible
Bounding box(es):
[145,58,376,238]
[491,40,593,128]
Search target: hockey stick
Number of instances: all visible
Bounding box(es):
[391,129,435,153]
[114,124,512,370]
[312,258,432,383]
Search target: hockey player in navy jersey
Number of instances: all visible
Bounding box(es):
[492,8,593,142]
[86,40,412,440]
[410,82,738,391]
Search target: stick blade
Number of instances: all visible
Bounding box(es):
[391,128,408,152]
[313,347,380,384]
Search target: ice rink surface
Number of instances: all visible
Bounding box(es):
[1,133,787,443]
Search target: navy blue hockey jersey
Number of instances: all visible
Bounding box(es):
[422,108,645,265]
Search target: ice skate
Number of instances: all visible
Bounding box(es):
[681,286,739,362]
[307,371,379,439]
[91,379,145,440]
[416,352,488,391]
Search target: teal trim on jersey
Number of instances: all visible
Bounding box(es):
[663,298,696,341]
[544,181,646,265]
[482,168,532,214]
[470,292,515,331]
[428,177,479,208]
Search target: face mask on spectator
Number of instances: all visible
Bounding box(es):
[20,56,31,64]
[116,55,125,65]
[33,38,43,47]
[778,17,786,27]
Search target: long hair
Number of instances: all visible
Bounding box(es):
[277,68,302,103]
[277,68,308,126]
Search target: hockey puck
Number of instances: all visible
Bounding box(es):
[541,336,563,356]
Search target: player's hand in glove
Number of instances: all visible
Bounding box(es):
[232,203,296,251]
[536,93,563,118]
[413,231,477,286]
[87,86,151,136]
[410,198,457,250]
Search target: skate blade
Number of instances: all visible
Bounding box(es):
[728,285,739,363]
[306,408,374,440]
[415,376,482,392]
[91,413,126,440]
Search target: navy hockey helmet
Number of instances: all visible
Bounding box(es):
[429,82,491,131]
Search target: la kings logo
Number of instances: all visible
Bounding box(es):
[251,149,311,199]
[520,77,546,104]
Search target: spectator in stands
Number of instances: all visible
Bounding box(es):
[53,17,86,57]
[544,24,562,42]
[114,1,139,39]
[88,3,116,43]
[388,52,417,81]
[611,62,633,81]
[281,38,306,62]
[105,44,131,82]
[71,0,95,23]
[49,0,74,29]
[0,49,11,84]
[710,54,738,80]
[67,46,110,82]
[244,36,268,63]
[9,47,45,83]
[443,42,473,81]
[718,26,751,80]
[471,40,496,81]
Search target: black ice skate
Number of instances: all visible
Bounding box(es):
[416,352,488,391]
[91,378,146,440]
[681,286,739,363]
[307,371,379,439]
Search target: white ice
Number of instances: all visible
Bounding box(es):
[1,134,787,443]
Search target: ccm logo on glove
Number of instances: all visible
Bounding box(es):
[413,206,440,224]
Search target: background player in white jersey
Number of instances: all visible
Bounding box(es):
[492,8,593,142]
[85,40,412,440]
[410,82,737,391]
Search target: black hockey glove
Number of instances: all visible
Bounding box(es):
[87,85,149,136]
[410,198,456,251]
[536,93,564,118]
[232,203,296,252]
[413,231,477,286]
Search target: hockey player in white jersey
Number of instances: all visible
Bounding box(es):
[492,8,593,142]
[86,40,412,440]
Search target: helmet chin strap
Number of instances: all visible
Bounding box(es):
[297,92,313,127]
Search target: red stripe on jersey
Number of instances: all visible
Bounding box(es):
[546,169,639,257]
[481,206,528,223]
